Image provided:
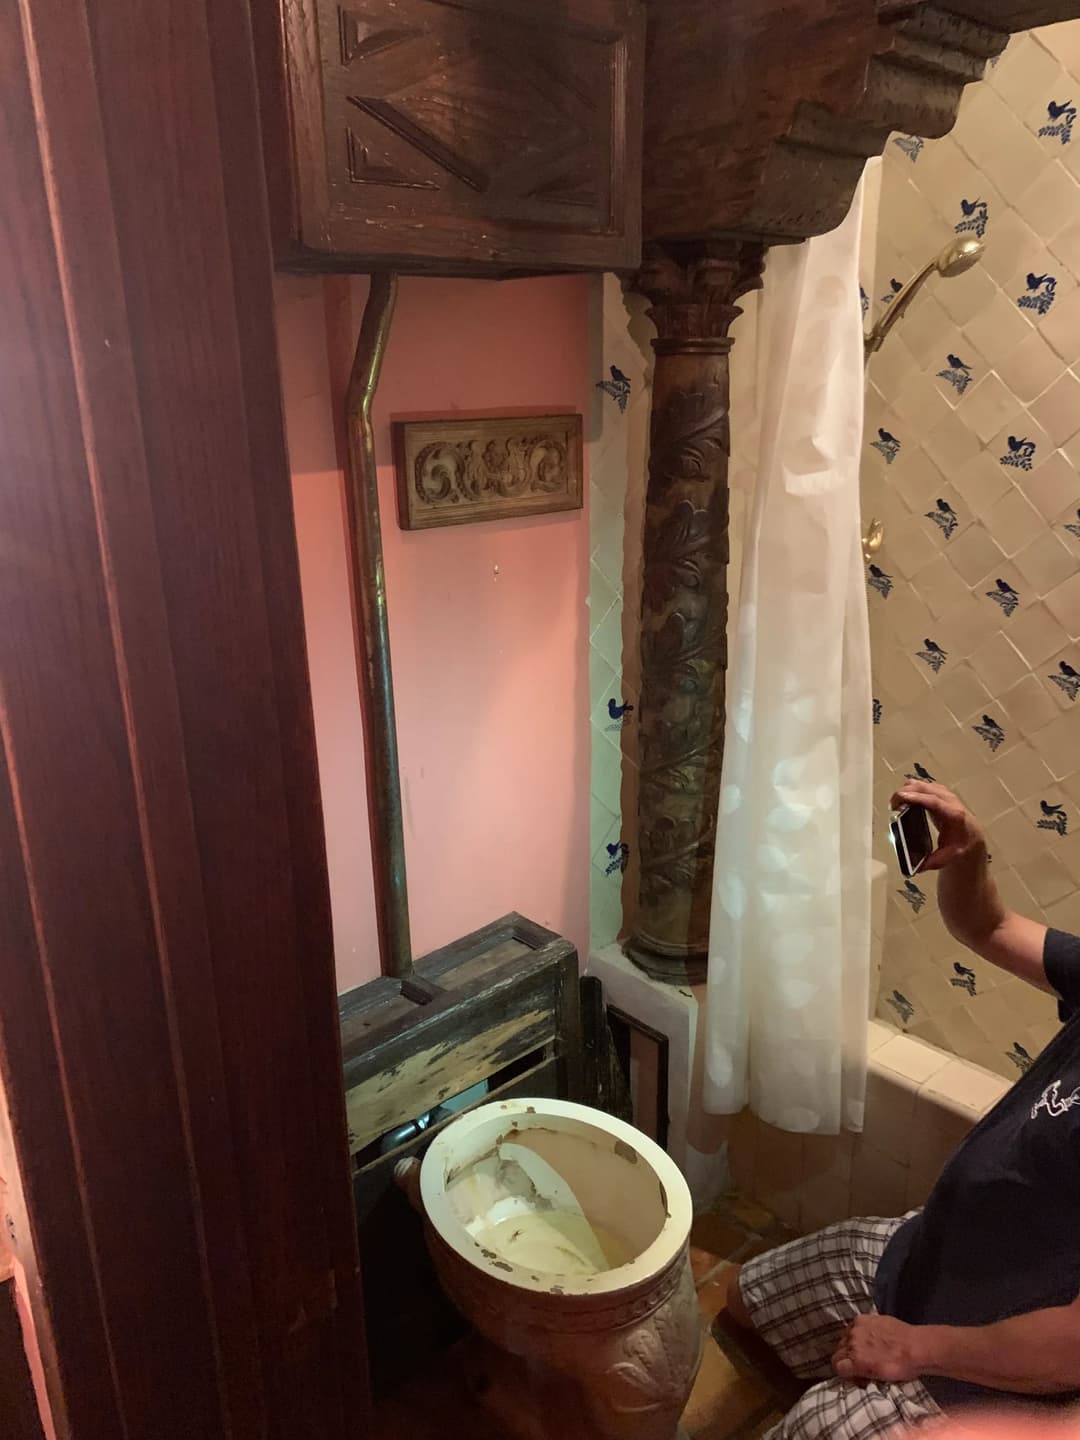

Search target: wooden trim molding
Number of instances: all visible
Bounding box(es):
[0,0,368,1433]
[0,1274,46,1440]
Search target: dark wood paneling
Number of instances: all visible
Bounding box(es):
[642,0,884,243]
[0,0,368,1435]
[255,0,644,274]
[641,0,1080,247]
[0,1277,46,1440]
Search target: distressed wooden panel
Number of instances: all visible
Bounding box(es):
[355,1055,560,1399]
[254,0,644,273]
[346,998,557,1150]
[340,913,580,1154]
[392,413,583,530]
[341,915,579,1397]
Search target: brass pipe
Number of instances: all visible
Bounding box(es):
[344,273,413,979]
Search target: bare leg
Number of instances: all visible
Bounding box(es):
[721,1264,755,1331]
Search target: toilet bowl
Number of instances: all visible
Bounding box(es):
[395,1097,702,1440]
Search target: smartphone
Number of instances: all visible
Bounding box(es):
[890,803,934,878]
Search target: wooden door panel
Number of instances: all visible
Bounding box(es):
[0,0,369,1434]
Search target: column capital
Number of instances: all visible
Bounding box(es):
[631,239,766,355]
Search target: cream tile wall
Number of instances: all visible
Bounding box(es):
[867,22,1080,1080]
[589,276,651,949]
[730,1020,1011,1231]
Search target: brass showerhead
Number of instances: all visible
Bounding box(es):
[935,236,984,278]
[864,236,985,360]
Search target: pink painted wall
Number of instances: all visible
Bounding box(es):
[1,1079,56,1440]
[276,274,592,992]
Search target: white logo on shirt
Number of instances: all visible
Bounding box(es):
[1030,1080,1080,1120]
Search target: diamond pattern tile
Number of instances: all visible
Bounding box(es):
[587,274,652,948]
[870,23,1080,1075]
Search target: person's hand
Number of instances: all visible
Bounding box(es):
[889,780,986,872]
[833,1314,927,1383]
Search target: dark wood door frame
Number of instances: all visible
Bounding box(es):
[0,0,369,1435]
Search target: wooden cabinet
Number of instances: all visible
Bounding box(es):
[254,0,643,274]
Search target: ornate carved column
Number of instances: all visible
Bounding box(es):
[626,239,765,984]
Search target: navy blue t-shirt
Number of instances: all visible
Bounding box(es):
[874,928,1080,1411]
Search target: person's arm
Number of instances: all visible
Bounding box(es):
[833,1304,1080,1395]
[891,780,1051,993]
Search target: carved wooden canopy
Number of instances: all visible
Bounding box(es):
[642,0,1080,248]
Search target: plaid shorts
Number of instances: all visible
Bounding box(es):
[738,1215,941,1440]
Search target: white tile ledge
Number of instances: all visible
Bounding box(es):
[867,1019,1012,1120]
[732,1021,1015,1233]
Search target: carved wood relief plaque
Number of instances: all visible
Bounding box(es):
[392,414,583,529]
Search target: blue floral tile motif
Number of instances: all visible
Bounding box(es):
[604,840,629,876]
[887,990,915,1025]
[955,197,989,238]
[1000,435,1036,471]
[906,762,936,782]
[872,698,883,725]
[950,962,977,996]
[867,563,893,599]
[860,285,870,318]
[898,879,926,914]
[880,278,904,306]
[606,697,634,728]
[1049,661,1080,701]
[916,637,948,673]
[1017,272,1057,316]
[926,496,959,538]
[892,134,924,162]
[870,426,901,464]
[936,354,973,396]
[986,576,1021,616]
[974,713,1006,751]
[596,365,630,413]
[1007,1041,1034,1073]
[1037,800,1069,836]
[1064,508,1080,539]
[1038,99,1076,144]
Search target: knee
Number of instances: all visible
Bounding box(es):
[721,1263,755,1331]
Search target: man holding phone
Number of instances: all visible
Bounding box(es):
[721,779,1080,1440]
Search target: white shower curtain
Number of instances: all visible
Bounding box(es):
[704,183,873,1135]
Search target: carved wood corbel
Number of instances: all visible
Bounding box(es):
[626,240,765,983]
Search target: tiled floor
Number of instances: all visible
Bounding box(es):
[371,1195,797,1440]
[683,1196,797,1440]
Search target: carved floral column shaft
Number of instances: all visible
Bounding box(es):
[626,240,765,985]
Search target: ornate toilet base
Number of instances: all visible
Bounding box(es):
[424,1225,702,1440]
[459,1328,699,1440]
[396,1100,703,1440]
